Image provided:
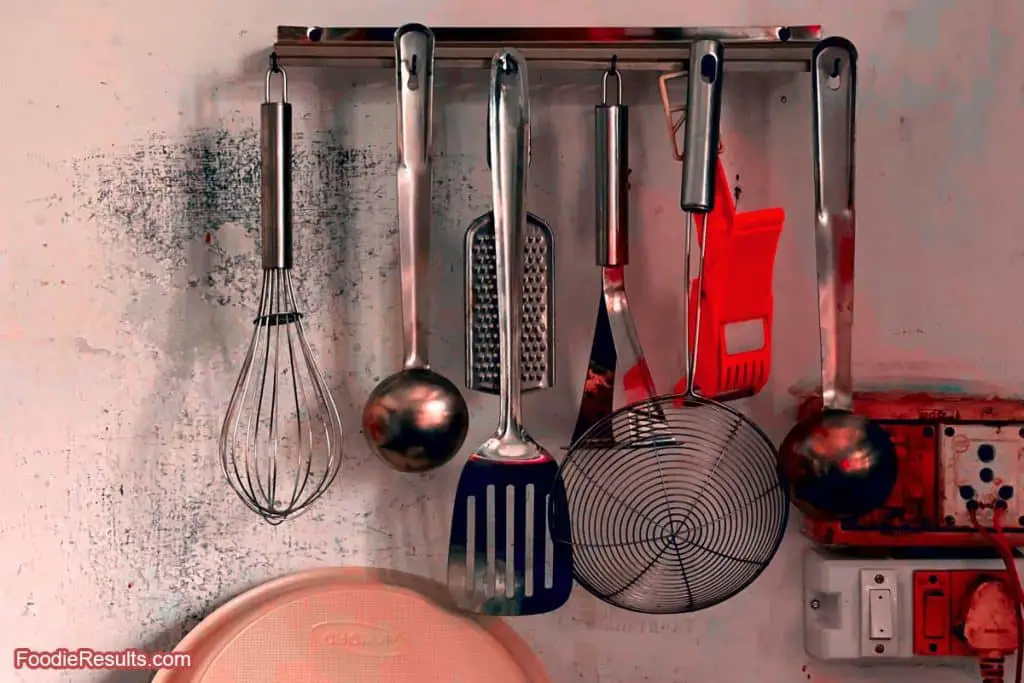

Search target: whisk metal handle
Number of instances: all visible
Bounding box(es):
[490,49,530,442]
[395,24,435,369]
[596,68,629,267]
[260,67,292,270]
[812,37,858,412]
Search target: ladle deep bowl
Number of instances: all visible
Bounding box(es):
[777,408,898,519]
[362,367,469,473]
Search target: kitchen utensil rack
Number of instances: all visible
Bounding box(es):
[272,26,823,72]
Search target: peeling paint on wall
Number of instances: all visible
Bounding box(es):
[68,129,487,316]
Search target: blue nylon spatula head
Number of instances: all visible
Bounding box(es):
[448,458,573,615]
[447,48,572,616]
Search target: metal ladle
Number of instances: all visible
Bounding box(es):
[777,38,897,519]
[362,25,469,473]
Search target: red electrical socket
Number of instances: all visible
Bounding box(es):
[913,569,1012,656]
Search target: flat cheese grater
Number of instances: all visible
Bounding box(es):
[464,126,554,394]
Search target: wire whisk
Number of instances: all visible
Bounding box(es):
[219,58,344,525]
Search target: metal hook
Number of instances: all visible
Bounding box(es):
[826,56,843,91]
[265,59,288,103]
[829,56,842,78]
[601,61,622,106]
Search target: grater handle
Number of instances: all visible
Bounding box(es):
[394,24,435,369]
[489,48,530,442]
[811,37,857,412]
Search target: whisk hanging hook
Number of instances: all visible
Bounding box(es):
[601,57,623,106]
[265,54,288,104]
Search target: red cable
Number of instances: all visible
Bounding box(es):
[970,506,1024,683]
[993,509,1024,683]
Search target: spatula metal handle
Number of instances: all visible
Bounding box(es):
[490,48,530,443]
[596,68,629,267]
[812,37,857,411]
[395,24,434,369]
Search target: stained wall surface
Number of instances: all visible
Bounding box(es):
[2,1,1021,682]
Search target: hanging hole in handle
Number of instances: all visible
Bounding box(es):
[826,57,842,91]
[306,27,324,42]
[406,54,419,90]
[699,54,719,84]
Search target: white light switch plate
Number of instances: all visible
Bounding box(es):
[804,547,1022,661]
[859,569,897,657]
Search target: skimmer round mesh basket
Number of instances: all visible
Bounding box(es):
[550,393,789,614]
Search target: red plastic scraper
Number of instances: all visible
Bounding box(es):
[679,156,784,400]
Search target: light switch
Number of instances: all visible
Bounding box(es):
[869,588,893,640]
[923,594,948,639]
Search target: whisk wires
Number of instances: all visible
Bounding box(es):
[220,269,342,525]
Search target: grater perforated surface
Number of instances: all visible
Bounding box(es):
[465,213,553,394]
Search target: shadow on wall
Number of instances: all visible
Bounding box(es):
[96,585,236,683]
[96,619,194,683]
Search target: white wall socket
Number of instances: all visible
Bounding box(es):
[940,422,1024,526]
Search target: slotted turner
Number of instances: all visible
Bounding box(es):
[447,48,573,617]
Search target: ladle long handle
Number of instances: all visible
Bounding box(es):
[490,49,530,442]
[395,24,435,369]
[812,37,857,412]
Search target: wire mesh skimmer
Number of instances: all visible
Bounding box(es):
[549,39,788,615]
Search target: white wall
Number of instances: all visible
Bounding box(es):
[2,1,1020,681]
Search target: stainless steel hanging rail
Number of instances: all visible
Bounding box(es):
[273,26,824,72]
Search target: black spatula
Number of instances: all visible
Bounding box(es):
[447,48,573,616]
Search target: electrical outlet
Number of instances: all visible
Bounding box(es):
[939,423,1024,527]
[804,547,1024,661]
[912,569,1012,657]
